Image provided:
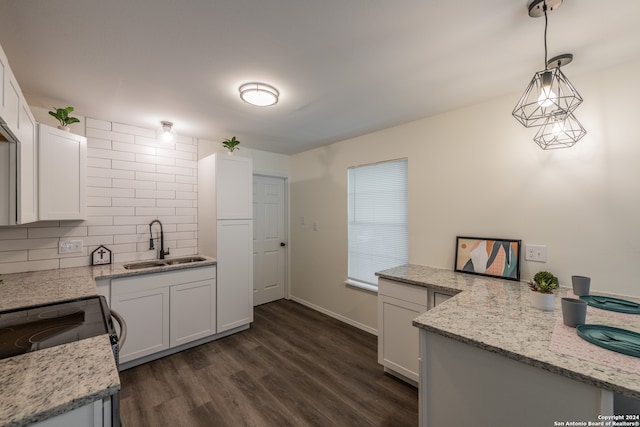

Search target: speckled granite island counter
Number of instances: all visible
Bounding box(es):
[377,264,640,427]
[0,256,216,427]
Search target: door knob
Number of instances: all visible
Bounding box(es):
[280,242,286,247]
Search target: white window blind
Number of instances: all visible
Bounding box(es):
[347,159,408,287]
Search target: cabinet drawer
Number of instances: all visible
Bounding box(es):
[112,266,216,295]
[378,278,428,306]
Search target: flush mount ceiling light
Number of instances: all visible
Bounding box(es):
[512,0,586,148]
[157,120,177,142]
[239,82,279,107]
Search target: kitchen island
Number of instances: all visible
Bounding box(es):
[0,256,216,427]
[377,264,640,427]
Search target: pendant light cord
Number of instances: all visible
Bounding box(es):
[543,2,549,69]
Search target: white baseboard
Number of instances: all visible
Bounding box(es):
[289,296,378,336]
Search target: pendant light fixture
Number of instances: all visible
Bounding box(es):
[512,0,586,148]
[157,121,177,142]
[533,110,586,149]
[239,82,279,107]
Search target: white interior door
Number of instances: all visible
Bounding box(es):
[253,175,286,306]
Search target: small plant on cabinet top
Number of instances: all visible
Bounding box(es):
[529,271,559,293]
[48,106,80,128]
[222,136,240,152]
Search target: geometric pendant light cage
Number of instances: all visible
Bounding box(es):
[512,65,583,128]
[512,0,586,149]
[533,111,586,149]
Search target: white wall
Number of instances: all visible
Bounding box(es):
[290,59,640,332]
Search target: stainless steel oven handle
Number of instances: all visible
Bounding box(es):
[110,309,127,350]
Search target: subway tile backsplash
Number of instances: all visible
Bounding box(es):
[0,117,198,274]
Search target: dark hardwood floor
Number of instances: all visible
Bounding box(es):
[119,299,418,427]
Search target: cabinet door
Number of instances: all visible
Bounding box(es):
[378,294,427,383]
[0,45,8,121]
[2,68,20,137]
[216,155,252,219]
[111,287,170,364]
[32,399,105,427]
[16,103,37,224]
[38,124,87,220]
[170,279,216,347]
[0,141,11,225]
[217,219,253,332]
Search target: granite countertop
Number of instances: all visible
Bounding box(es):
[0,336,120,427]
[0,255,216,427]
[377,264,640,400]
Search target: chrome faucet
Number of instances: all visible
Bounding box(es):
[149,219,169,259]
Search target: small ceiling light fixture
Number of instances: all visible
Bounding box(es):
[239,82,279,107]
[157,121,177,142]
[512,0,586,148]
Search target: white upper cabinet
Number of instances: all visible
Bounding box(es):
[0,54,21,138]
[216,155,253,220]
[17,103,37,223]
[198,153,254,256]
[0,41,37,225]
[38,124,87,220]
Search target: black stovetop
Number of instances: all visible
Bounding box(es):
[0,295,111,360]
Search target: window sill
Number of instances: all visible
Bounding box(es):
[344,279,378,295]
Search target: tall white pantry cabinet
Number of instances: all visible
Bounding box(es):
[198,153,253,333]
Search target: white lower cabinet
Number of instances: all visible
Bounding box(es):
[170,279,216,347]
[378,278,428,384]
[110,266,216,365]
[377,278,456,385]
[217,220,253,333]
[112,286,170,363]
[32,398,110,427]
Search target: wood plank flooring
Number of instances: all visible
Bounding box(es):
[119,299,418,427]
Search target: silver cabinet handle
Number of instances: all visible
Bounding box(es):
[110,309,127,351]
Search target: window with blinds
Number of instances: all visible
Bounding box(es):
[347,158,408,289]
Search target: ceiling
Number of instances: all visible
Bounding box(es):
[1,0,639,155]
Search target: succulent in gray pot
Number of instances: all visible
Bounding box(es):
[48,106,80,131]
[529,271,559,311]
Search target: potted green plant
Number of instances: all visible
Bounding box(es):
[48,106,80,132]
[222,136,240,155]
[529,271,559,311]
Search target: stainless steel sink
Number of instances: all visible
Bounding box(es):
[123,260,168,270]
[165,256,207,265]
[123,256,207,270]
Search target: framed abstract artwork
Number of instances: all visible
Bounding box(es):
[454,236,521,281]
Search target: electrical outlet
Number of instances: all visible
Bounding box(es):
[59,239,84,254]
[525,244,547,262]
